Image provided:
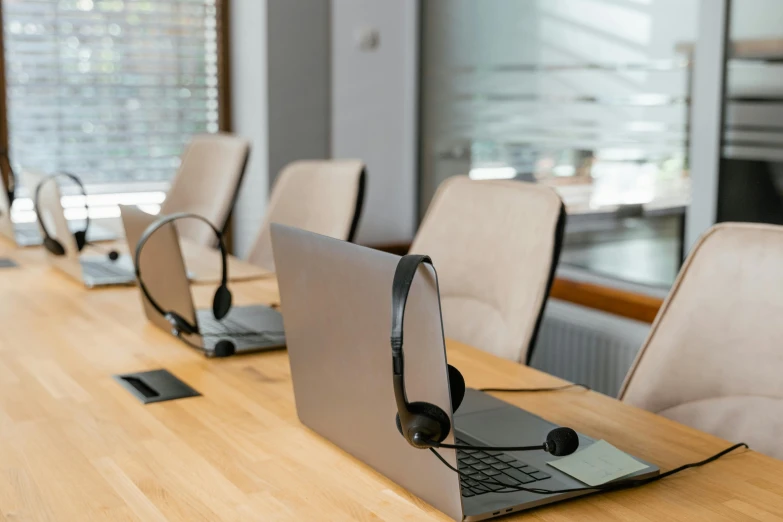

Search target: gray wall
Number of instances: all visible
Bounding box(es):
[267,0,330,188]
[232,0,416,249]
[230,0,330,257]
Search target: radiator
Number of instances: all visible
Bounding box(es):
[529,299,651,397]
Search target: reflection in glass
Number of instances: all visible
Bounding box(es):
[717,0,783,226]
[420,0,700,287]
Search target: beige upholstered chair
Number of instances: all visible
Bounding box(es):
[246,159,366,271]
[620,223,783,460]
[160,133,250,246]
[409,176,565,363]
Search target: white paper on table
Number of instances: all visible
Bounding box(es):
[547,440,648,486]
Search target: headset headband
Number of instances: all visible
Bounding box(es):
[34,172,90,240]
[134,212,229,321]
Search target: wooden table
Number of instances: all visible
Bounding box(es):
[1,245,782,521]
[0,235,272,285]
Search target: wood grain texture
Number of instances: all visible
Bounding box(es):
[549,277,664,323]
[677,38,783,60]
[0,241,781,521]
[0,234,272,285]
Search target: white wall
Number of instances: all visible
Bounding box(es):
[331,0,419,245]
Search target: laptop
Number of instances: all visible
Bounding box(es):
[0,171,117,247]
[120,204,286,355]
[28,169,135,287]
[271,224,659,522]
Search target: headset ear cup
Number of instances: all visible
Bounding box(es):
[212,285,232,320]
[73,230,87,251]
[43,236,66,256]
[447,364,466,413]
[213,340,236,358]
[407,401,451,444]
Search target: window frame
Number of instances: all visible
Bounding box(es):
[0,2,10,194]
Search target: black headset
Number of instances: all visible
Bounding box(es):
[35,172,91,255]
[33,172,119,260]
[390,253,748,496]
[391,254,465,448]
[391,253,577,455]
[134,212,236,357]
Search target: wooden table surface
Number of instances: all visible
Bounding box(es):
[0,235,272,285]
[1,243,782,521]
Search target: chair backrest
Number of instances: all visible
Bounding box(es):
[409,176,565,363]
[160,133,250,246]
[620,223,783,459]
[246,159,366,271]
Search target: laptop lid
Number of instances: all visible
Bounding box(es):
[120,205,203,346]
[25,169,86,281]
[271,223,463,521]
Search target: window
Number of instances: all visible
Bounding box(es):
[1,0,225,203]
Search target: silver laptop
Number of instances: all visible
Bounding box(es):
[121,204,285,355]
[0,171,117,247]
[271,224,659,522]
[27,169,134,287]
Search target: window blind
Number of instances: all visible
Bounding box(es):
[2,0,221,193]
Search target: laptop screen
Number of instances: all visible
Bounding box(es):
[120,205,199,344]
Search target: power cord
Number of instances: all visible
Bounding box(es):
[478,383,591,393]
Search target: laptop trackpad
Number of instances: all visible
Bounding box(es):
[455,389,596,469]
[457,407,564,447]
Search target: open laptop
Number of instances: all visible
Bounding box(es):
[0,171,117,247]
[120,204,285,355]
[271,224,659,522]
[28,169,135,287]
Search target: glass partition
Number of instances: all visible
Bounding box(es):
[420,0,701,288]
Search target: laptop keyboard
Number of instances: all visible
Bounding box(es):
[81,259,133,279]
[198,314,285,349]
[15,223,117,245]
[456,437,551,497]
[199,315,255,335]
